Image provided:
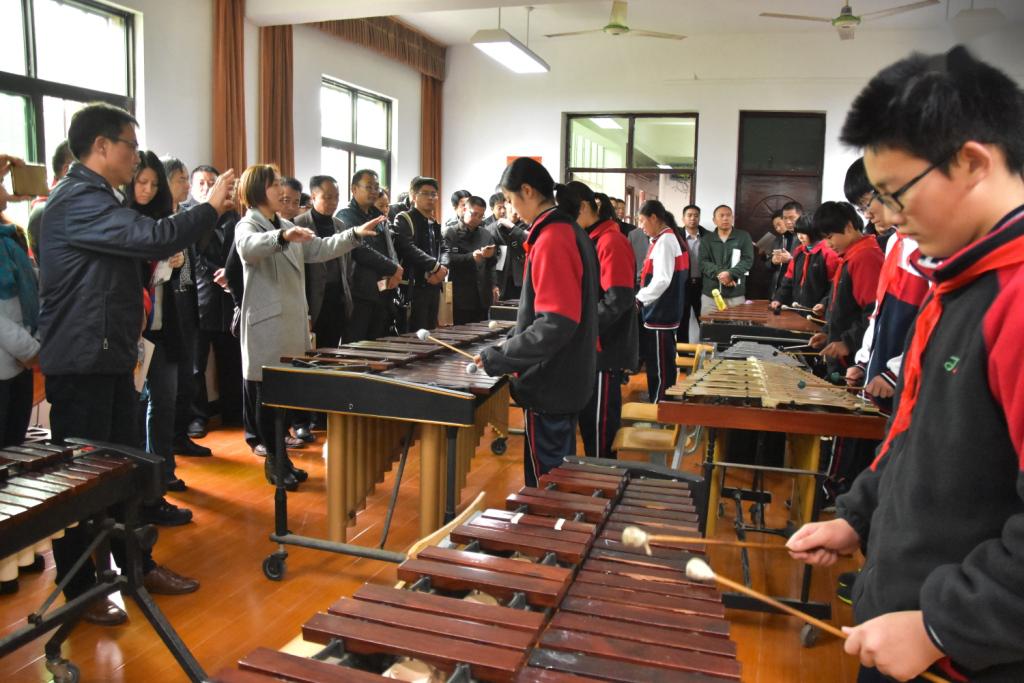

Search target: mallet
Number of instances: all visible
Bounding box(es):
[415,329,480,375]
[621,526,790,555]
[806,314,827,325]
[684,558,949,683]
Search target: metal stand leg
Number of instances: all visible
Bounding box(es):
[445,426,458,524]
[380,425,415,549]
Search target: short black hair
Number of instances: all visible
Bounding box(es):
[410,176,439,193]
[771,209,784,221]
[841,45,1024,175]
[794,214,824,241]
[843,157,873,204]
[192,164,219,179]
[466,195,487,209]
[813,201,864,235]
[488,192,505,209]
[781,201,804,214]
[713,204,732,215]
[280,177,302,193]
[299,192,310,207]
[500,158,555,201]
[682,204,700,214]
[309,175,337,193]
[161,156,187,179]
[67,102,138,160]
[351,169,378,187]
[450,189,471,208]
[51,140,73,177]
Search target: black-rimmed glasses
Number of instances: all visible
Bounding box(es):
[869,151,955,213]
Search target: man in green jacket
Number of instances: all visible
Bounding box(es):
[700,204,754,309]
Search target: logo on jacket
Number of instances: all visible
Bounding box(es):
[943,355,960,374]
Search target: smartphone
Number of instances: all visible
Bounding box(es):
[11,164,48,197]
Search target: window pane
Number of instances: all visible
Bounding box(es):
[567,171,624,200]
[354,156,385,188]
[0,0,26,76]
[321,146,350,198]
[633,117,696,170]
[321,85,352,143]
[34,0,128,95]
[42,96,85,182]
[568,117,627,169]
[740,115,825,173]
[0,92,32,227]
[355,96,387,149]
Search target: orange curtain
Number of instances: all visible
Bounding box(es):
[312,18,446,81]
[258,25,295,177]
[420,75,443,186]
[212,0,247,175]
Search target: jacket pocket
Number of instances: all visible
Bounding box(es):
[247,300,282,327]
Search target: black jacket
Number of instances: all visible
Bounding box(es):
[393,209,445,289]
[486,220,528,297]
[190,210,238,332]
[442,221,497,312]
[38,163,217,375]
[588,219,638,372]
[823,236,884,360]
[837,205,1024,682]
[335,200,400,303]
[772,240,839,310]
[480,207,598,414]
[766,231,797,294]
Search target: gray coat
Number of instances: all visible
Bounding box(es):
[234,208,361,381]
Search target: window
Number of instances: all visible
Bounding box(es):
[0,0,134,224]
[564,113,698,221]
[320,78,392,197]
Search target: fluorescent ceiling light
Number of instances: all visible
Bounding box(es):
[657,164,673,169]
[589,118,622,130]
[471,29,549,74]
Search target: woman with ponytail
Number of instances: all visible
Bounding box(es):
[476,159,599,486]
[636,199,689,402]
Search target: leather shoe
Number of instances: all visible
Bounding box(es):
[186,418,208,438]
[141,498,193,526]
[294,426,315,442]
[252,444,267,457]
[264,457,298,491]
[174,437,212,457]
[143,564,199,595]
[290,466,308,483]
[82,597,128,626]
[284,435,305,449]
[166,477,187,492]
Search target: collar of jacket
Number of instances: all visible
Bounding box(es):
[586,218,620,242]
[525,206,569,247]
[344,198,381,223]
[65,162,122,202]
[244,207,285,232]
[838,234,878,264]
[923,203,1024,285]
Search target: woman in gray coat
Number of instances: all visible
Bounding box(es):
[234,164,383,488]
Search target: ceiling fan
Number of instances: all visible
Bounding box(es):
[544,0,686,41]
[760,0,940,40]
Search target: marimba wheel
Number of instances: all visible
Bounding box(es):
[490,437,507,455]
[800,623,820,648]
[45,656,79,683]
[262,553,286,581]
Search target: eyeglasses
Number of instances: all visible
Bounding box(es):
[868,151,954,213]
[111,137,139,151]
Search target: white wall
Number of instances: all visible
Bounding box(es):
[442,23,1024,217]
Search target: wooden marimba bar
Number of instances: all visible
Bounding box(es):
[215,461,742,682]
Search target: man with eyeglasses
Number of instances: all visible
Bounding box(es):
[337,169,403,342]
[787,47,1024,683]
[394,176,449,331]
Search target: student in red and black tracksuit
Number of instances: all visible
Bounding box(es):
[636,200,688,403]
[563,185,638,459]
[770,215,839,313]
[788,46,1024,683]
[477,159,599,487]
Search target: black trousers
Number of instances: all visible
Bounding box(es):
[408,286,440,332]
[579,369,622,459]
[453,306,485,325]
[349,298,392,342]
[45,373,156,599]
[0,369,33,448]
[644,329,678,403]
[243,379,281,452]
[313,282,349,348]
[676,278,703,344]
[193,329,243,425]
[522,409,576,487]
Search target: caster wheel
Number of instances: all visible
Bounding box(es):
[490,438,508,455]
[46,658,79,683]
[262,553,286,581]
[799,623,820,648]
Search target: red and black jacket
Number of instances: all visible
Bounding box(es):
[824,236,883,362]
[772,239,839,309]
[479,207,599,414]
[837,204,1024,682]
[587,219,638,372]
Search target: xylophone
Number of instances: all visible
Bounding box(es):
[699,299,820,346]
[0,436,207,681]
[488,299,520,322]
[214,459,742,682]
[260,322,515,577]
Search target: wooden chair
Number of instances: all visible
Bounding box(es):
[612,422,683,468]
[675,343,715,376]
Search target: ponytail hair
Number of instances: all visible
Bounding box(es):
[499,157,555,201]
[593,192,617,222]
[640,199,684,241]
[554,180,598,220]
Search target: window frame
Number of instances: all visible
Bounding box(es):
[0,0,135,165]
[320,76,393,193]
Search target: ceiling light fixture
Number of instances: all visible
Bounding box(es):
[590,118,623,130]
[472,6,549,74]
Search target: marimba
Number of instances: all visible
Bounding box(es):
[699,299,820,346]
[214,460,742,682]
[0,437,207,682]
[488,299,520,322]
[260,322,514,577]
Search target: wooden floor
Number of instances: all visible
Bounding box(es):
[0,377,861,682]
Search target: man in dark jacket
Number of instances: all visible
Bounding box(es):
[486,202,528,302]
[393,176,448,331]
[787,46,1024,683]
[442,195,497,324]
[336,169,403,341]
[679,204,711,342]
[700,205,755,308]
[766,201,802,295]
[39,103,234,624]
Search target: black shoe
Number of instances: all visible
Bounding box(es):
[0,579,17,595]
[290,466,309,483]
[294,426,316,443]
[166,477,187,492]
[141,498,193,526]
[186,418,208,439]
[174,437,212,457]
[252,444,267,457]
[264,457,298,491]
